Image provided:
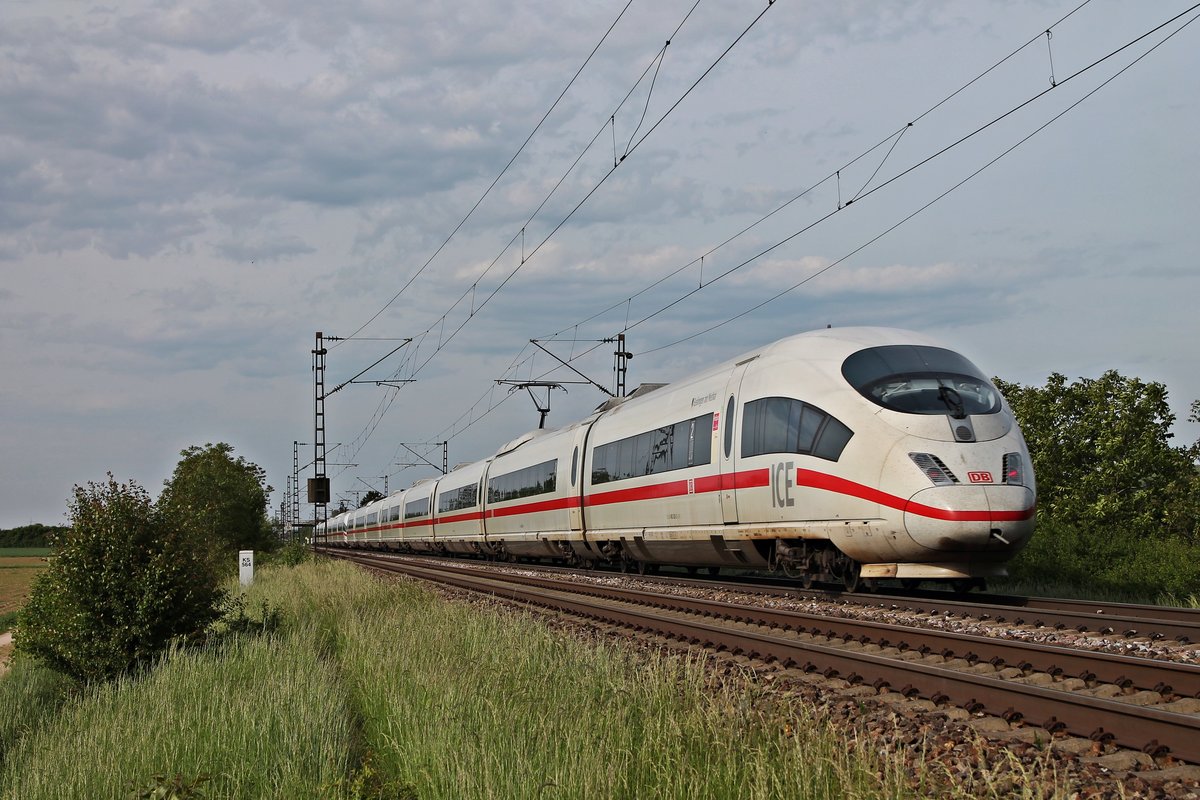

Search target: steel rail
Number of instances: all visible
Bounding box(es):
[427,562,1200,698]
[815,593,1200,644]
[332,551,1200,764]
[328,547,1200,641]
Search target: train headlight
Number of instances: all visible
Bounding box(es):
[908,452,959,486]
[1002,453,1024,486]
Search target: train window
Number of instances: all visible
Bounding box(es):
[634,431,654,476]
[437,483,479,513]
[591,412,714,485]
[693,413,712,466]
[813,417,853,461]
[741,397,854,462]
[647,424,676,474]
[571,447,578,486]
[487,459,558,503]
[617,437,635,481]
[595,442,616,484]
[669,421,689,471]
[724,396,735,458]
[842,345,1002,416]
[405,497,429,519]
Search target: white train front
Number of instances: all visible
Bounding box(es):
[317,327,1036,590]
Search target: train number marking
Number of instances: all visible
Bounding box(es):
[771,461,795,507]
[967,471,993,484]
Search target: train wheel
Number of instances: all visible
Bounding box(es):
[842,567,877,592]
[800,572,815,590]
[900,579,922,591]
[842,561,863,593]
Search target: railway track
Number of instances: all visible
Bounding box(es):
[334,548,1200,642]
[323,549,1200,765]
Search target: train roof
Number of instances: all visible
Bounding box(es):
[381,327,959,490]
[588,326,950,415]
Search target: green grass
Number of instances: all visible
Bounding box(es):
[0,630,353,798]
[0,560,1074,799]
[270,562,933,799]
[0,657,78,770]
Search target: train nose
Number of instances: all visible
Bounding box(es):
[904,485,1035,552]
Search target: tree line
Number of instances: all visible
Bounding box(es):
[0,524,65,548]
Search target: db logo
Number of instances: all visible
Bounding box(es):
[967,472,993,484]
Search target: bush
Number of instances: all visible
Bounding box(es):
[1008,518,1200,599]
[15,476,226,683]
[266,541,310,568]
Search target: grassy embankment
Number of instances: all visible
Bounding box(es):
[0,558,1064,800]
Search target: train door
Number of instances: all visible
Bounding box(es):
[719,359,753,524]
[567,421,592,537]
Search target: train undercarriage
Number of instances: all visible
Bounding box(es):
[337,535,991,593]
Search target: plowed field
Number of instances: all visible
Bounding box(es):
[1,554,48,616]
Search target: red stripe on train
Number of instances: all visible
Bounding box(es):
[794,469,1035,522]
[347,466,1032,530]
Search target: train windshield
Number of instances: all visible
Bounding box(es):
[841,345,1002,417]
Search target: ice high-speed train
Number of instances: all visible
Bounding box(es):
[316,327,1036,590]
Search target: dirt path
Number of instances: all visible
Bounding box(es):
[0,631,13,678]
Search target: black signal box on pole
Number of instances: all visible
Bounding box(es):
[307,477,331,504]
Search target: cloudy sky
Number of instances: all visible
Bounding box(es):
[2,0,1197,528]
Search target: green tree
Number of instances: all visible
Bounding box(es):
[158,443,275,568]
[995,372,1198,540]
[359,489,384,507]
[16,476,225,682]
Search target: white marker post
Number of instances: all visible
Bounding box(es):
[239,550,254,587]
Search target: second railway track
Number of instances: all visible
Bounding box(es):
[325,549,1200,766]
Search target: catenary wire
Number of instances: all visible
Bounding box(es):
[407,1,1195,467]
[343,0,1103,479]
[346,2,1191,484]
[332,0,780,475]
[591,1,1200,344]
[636,5,1200,356]
[334,0,637,347]
[539,0,1098,342]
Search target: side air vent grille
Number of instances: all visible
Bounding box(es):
[908,452,960,486]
